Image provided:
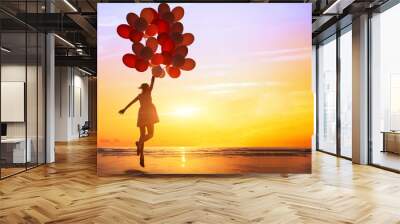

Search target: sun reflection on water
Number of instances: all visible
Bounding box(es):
[180,147,186,167]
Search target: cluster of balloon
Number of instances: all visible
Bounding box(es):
[117,3,196,78]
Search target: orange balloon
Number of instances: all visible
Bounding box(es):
[171,22,184,33]
[140,8,156,24]
[172,7,184,21]
[134,18,148,32]
[181,58,196,71]
[151,53,164,65]
[145,24,158,36]
[158,3,170,15]
[181,33,194,46]
[126,13,138,26]
[146,37,158,52]
[132,42,144,55]
[151,66,163,77]
[167,66,181,78]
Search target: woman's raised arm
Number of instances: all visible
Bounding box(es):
[150,75,156,91]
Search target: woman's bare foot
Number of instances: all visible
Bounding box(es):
[140,154,145,167]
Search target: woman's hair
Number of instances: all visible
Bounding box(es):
[139,83,150,92]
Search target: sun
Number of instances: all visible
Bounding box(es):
[172,106,200,117]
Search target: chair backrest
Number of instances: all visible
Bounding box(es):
[82,121,90,129]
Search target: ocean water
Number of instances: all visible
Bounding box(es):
[97,147,311,175]
[98,147,310,155]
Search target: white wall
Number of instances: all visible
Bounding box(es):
[55,67,89,141]
[1,65,38,138]
[1,63,46,164]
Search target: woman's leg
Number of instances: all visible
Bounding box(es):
[138,124,153,168]
[138,126,146,153]
[143,124,154,142]
[138,126,146,167]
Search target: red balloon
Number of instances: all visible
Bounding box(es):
[159,70,166,78]
[146,37,158,52]
[117,24,131,39]
[152,66,164,77]
[132,42,144,55]
[172,7,184,21]
[145,24,158,36]
[161,12,175,23]
[134,18,148,32]
[162,39,175,52]
[171,22,184,33]
[126,13,138,26]
[167,66,181,78]
[157,33,169,45]
[122,54,137,68]
[181,33,194,46]
[135,58,149,72]
[129,30,143,43]
[173,46,188,57]
[151,53,164,65]
[156,19,169,33]
[140,47,154,60]
[162,52,172,65]
[172,55,185,67]
[181,58,196,71]
[158,3,170,15]
[141,8,157,24]
[170,32,183,44]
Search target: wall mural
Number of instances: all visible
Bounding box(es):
[97,3,313,175]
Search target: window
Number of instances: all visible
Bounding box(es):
[317,36,337,154]
[339,28,352,158]
[370,2,400,171]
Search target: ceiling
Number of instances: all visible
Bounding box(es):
[0,0,392,75]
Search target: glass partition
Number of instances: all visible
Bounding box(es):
[1,30,28,177]
[0,1,46,179]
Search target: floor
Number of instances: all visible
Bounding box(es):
[0,136,400,223]
[372,150,400,171]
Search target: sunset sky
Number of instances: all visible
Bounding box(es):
[97,3,313,149]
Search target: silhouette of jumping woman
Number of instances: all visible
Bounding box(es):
[119,76,159,167]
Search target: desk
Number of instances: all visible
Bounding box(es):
[382,131,400,154]
[1,138,31,163]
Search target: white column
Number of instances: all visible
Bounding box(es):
[352,14,369,164]
[45,0,55,163]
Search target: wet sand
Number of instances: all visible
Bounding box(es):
[97,147,311,175]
